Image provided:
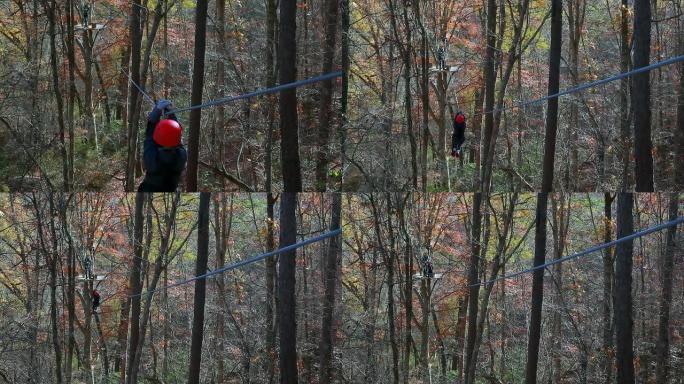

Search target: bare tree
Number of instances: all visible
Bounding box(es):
[655,194,679,382]
[615,193,635,383]
[278,192,299,383]
[186,0,210,191]
[319,194,342,381]
[279,0,302,191]
[525,0,562,381]
[188,192,210,383]
[632,0,653,191]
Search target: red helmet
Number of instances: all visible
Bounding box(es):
[92,290,100,297]
[455,114,465,124]
[153,119,183,147]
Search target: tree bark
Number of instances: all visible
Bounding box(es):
[278,193,299,383]
[478,0,498,194]
[566,0,585,190]
[319,194,342,382]
[614,192,635,383]
[464,192,482,384]
[339,0,350,179]
[525,193,548,384]
[46,195,63,384]
[65,0,76,188]
[315,0,339,191]
[654,194,678,382]
[45,0,69,191]
[187,192,211,383]
[186,0,210,191]
[602,193,615,384]
[675,31,684,188]
[279,0,303,191]
[525,1,561,379]
[213,0,226,173]
[619,0,632,188]
[125,193,146,384]
[125,0,143,191]
[632,0,653,191]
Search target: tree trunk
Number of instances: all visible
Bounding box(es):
[614,193,635,383]
[263,0,277,191]
[186,0,210,191]
[540,0,562,193]
[339,0,350,179]
[265,193,277,384]
[279,0,302,191]
[619,0,632,188]
[566,0,585,190]
[525,193,548,384]
[188,192,210,383]
[66,0,76,188]
[82,22,96,148]
[94,312,109,376]
[62,196,76,384]
[602,193,615,384]
[278,193,299,383]
[125,0,143,191]
[675,31,684,188]
[632,0,653,191]
[387,246,400,384]
[47,196,63,384]
[371,194,400,384]
[264,0,278,376]
[315,0,339,191]
[419,279,430,381]
[319,194,342,382]
[464,192,482,384]
[654,194,678,382]
[479,0,497,194]
[416,1,429,191]
[214,0,226,172]
[398,198,414,384]
[117,46,131,120]
[398,0,418,189]
[550,195,568,383]
[125,193,146,384]
[45,0,69,191]
[116,295,130,382]
[453,297,467,378]
[525,1,561,379]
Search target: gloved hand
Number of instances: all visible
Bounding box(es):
[148,99,173,124]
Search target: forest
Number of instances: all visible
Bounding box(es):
[0,0,683,382]
[0,192,681,383]
[0,0,682,192]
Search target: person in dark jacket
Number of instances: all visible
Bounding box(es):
[138,100,187,192]
[92,290,100,312]
[451,111,466,158]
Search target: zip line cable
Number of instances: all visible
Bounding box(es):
[128,228,342,298]
[126,54,683,122]
[121,68,156,106]
[125,67,343,115]
[163,71,344,115]
[471,216,684,287]
[471,54,684,117]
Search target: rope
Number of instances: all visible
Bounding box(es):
[121,68,155,106]
[163,71,344,115]
[471,216,684,287]
[129,228,342,298]
[474,54,684,117]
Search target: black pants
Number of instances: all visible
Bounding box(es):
[138,180,177,193]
